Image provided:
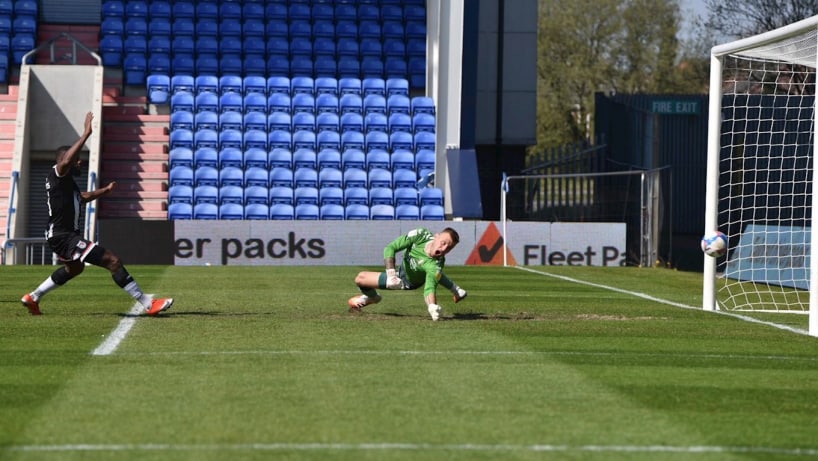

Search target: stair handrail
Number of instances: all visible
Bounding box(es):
[21,32,102,67]
[2,170,19,264]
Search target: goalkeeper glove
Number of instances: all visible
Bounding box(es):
[427,303,442,321]
[385,268,402,289]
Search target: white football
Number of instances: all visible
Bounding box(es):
[701,231,728,258]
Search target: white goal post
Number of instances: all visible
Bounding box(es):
[703,15,818,336]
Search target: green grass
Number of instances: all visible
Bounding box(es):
[2,265,818,461]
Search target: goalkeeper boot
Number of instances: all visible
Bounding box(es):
[348,294,381,312]
[146,298,174,316]
[21,293,42,316]
[453,287,468,303]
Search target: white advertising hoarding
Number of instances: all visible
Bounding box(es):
[174,221,626,266]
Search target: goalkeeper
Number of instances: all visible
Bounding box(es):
[348,227,467,321]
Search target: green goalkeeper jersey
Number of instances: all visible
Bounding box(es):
[383,227,445,296]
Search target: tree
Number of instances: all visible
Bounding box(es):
[704,0,818,39]
[534,0,689,152]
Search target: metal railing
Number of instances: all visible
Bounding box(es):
[2,237,52,265]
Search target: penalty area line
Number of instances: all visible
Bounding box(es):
[90,297,149,356]
[514,266,810,336]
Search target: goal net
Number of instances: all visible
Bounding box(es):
[703,15,818,336]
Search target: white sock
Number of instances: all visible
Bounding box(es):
[32,277,60,301]
[124,281,151,308]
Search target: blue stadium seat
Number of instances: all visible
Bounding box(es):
[147,54,171,75]
[218,111,243,131]
[315,94,338,114]
[244,203,270,220]
[380,4,402,22]
[172,56,194,75]
[369,168,392,189]
[292,130,316,150]
[220,56,243,77]
[219,185,244,204]
[405,4,427,22]
[412,113,436,133]
[220,19,242,38]
[406,21,427,40]
[218,147,244,169]
[414,131,436,152]
[194,129,219,150]
[124,35,146,55]
[341,149,365,171]
[316,112,340,133]
[314,77,338,96]
[362,78,386,97]
[244,167,269,188]
[243,148,267,170]
[195,75,218,94]
[420,204,444,220]
[219,75,243,94]
[265,3,287,22]
[172,1,194,19]
[169,147,194,168]
[244,93,268,113]
[365,131,389,153]
[171,75,194,94]
[295,204,320,220]
[269,203,295,220]
[243,3,265,22]
[149,0,171,19]
[335,20,358,40]
[0,17,13,35]
[312,20,335,40]
[359,39,383,61]
[363,94,387,115]
[244,112,267,132]
[365,149,390,171]
[243,76,267,95]
[394,188,419,207]
[244,36,266,60]
[218,129,243,150]
[267,76,290,95]
[267,93,292,114]
[319,187,344,206]
[124,18,146,37]
[317,149,342,171]
[320,204,345,220]
[99,35,123,67]
[313,56,337,78]
[267,112,291,132]
[383,39,406,59]
[267,55,290,76]
[218,203,244,220]
[193,203,218,219]
[146,74,170,104]
[269,167,293,187]
[345,204,369,220]
[168,202,194,220]
[312,3,334,22]
[344,187,369,206]
[358,20,380,40]
[195,20,218,39]
[218,93,242,113]
[244,129,268,151]
[370,204,395,220]
[291,57,314,77]
[293,148,317,170]
[396,204,420,220]
[412,96,436,115]
[122,52,146,84]
[268,130,292,150]
[313,38,336,60]
[149,18,171,38]
[172,19,194,37]
[269,186,294,205]
[289,20,311,39]
[218,166,244,187]
[168,185,193,205]
[419,187,444,206]
[369,187,393,206]
[294,167,318,188]
[193,147,218,168]
[340,112,363,133]
[361,58,385,79]
[340,94,363,114]
[336,38,359,59]
[101,0,123,18]
[292,112,315,132]
[194,166,219,187]
[295,187,319,206]
[169,129,193,149]
[382,21,404,41]
[318,167,343,189]
[268,148,293,169]
[169,166,194,186]
[220,1,241,20]
[390,150,415,172]
[344,168,368,188]
[316,130,340,151]
[265,20,288,39]
[338,77,362,96]
[195,2,217,20]
[291,93,315,114]
[389,113,412,133]
[341,130,365,152]
[171,91,194,113]
[335,4,357,23]
[389,131,414,152]
[411,59,425,86]
[415,149,435,171]
[337,57,361,79]
[148,35,171,55]
[289,37,312,60]
[194,110,218,131]
[387,95,411,116]
[393,168,418,188]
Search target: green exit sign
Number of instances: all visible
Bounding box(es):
[651,100,700,115]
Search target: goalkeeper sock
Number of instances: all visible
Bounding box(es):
[360,288,378,298]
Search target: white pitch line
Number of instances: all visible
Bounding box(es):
[8,442,818,456]
[90,299,146,356]
[514,266,811,336]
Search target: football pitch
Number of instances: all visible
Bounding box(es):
[2,264,818,461]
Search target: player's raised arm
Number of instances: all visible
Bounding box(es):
[55,112,94,177]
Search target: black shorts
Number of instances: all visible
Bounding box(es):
[48,232,100,263]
